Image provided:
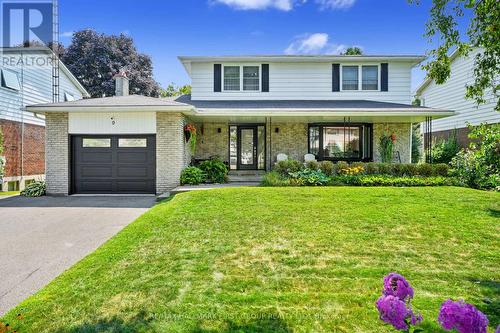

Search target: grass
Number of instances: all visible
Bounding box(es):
[0,191,19,196]
[1,187,499,332]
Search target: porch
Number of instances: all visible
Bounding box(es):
[190,118,413,171]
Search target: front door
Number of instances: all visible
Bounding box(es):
[237,126,258,170]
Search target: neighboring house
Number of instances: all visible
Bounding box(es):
[415,48,500,147]
[0,47,89,191]
[27,55,453,195]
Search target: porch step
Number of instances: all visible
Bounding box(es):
[228,171,265,183]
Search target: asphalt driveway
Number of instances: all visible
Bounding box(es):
[0,195,156,316]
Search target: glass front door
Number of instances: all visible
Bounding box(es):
[237,127,258,170]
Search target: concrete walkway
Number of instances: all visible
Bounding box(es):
[0,195,155,316]
[170,182,260,194]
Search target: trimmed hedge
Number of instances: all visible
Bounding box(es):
[273,160,449,177]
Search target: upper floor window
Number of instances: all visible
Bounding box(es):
[223,65,260,91]
[362,65,378,90]
[243,66,259,91]
[223,66,240,91]
[342,66,359,90]
[1,69,21,91]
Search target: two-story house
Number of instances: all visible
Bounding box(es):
[415,48,500,147]
[27,55,453,195]
[0,47,89,191]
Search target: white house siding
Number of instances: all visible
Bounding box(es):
[190,61,413,104]
[68,112,156,134]
[418,50,500,133]
[0,51,84,127]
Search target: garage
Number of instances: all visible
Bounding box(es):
[71,135,156,194]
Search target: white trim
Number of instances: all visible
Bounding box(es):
[221,64,261,93]
[340,64,381,92]
[27,105,195,113]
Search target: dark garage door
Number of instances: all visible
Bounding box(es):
[71,135,156,194]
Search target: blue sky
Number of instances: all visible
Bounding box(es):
[58,0,471,92]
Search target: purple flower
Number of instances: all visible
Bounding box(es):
[376,295,417,331]
[438,299,489,333]
[383,272,414,301]
[495,325,500,333]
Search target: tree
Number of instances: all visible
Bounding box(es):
[62,29,161,98]
[341,47,363,55]
[160,83,191,97]
[411,124,422,163]
[411,0,500,111]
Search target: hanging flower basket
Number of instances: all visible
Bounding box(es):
[184,124,197,155]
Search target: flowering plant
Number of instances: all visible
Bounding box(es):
[376,273,422,332]
[438,299,488,333]
[184,124,197,155]
[338,165,365,175]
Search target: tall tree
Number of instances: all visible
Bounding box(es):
[62,29,161,98]
[341,47,363,55]
[160,83,192,97]
[411,0,499,111]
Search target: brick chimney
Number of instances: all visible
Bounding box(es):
[113,69,129,96]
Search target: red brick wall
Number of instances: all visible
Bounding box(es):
[0,119,45,177]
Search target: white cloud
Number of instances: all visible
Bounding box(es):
[315,0,356,9]
[284,33,350,55]
[212,0,295,11]
[60,31,74,38]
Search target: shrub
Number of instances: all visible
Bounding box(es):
[378,133,396,163]
[21,181,46,197]
[431,132,460,164]
[335,161,349,175]
[274,159,303,176]
[390,163,406,176]
[365,163,379,175]
[180,166,205,185]
[318,161,334,176]
[305,160,319,171]
[449,123,500,190]
[377,163,391,175]
[432,163,450,177]
[199,157,228,183]
[261,171,290,186]
[402,163,419,177]
[417,163,434,177]
[288,169,330,186]
[331,175,454,187]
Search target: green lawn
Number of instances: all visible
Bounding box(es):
[0,191,19,196]
[2,187,499,332]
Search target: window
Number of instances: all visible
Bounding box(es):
[342,66,358,90]
[362,66,378,90]
[1,69,21,91]
[82,138,111,148]
[223,66,240,91]
[308,124,373,161]
[243,66,260,91]
[118,138,147,147]
[64,92,75,101]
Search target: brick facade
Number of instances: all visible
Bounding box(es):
[195,122,229,161]
[156,113,190,194]
[45,113,69,195]
[0,119,45,177]
[270,122,309,163]
[373,123,412,163]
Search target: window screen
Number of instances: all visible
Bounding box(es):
[243,66,259,91]
[224,66,240,91]
[362,66,378,90]
[342,66,358,90]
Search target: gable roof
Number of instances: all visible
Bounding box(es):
[27,94,193,112]
[1,47,90,97]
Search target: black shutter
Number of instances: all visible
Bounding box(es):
[214,64,222,92]
[381,63,388,91]
[261,64,269,92]
[332,64,340,92]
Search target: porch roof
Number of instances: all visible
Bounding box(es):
[175,95,454,121]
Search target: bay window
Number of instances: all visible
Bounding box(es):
[308,124,373,161]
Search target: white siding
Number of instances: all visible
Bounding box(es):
[191,61,413,104]
[0,51,84,126]
[68,112,156,134]
[419,49,499,132]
